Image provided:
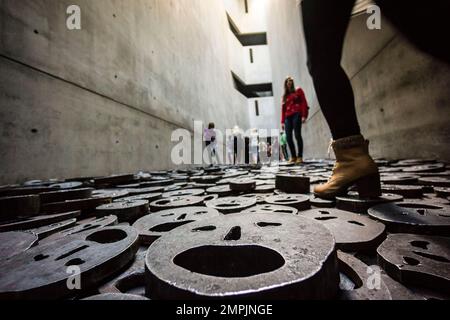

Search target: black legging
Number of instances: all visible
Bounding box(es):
[302,0,450,140]
[285,113,303,158]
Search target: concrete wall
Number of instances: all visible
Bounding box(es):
[0,0,249,184]
[267,0,450,161]
[248,97,276,130]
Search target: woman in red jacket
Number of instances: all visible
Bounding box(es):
[281,76,309,164]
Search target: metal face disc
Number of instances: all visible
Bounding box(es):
[265,194,311,211]
[205,197,257,214]
[150,196,205,212]
[145,213,339,300]
[241,204,298,215]
[336,193,403,214]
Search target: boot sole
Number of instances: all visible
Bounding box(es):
[314,173,382,200]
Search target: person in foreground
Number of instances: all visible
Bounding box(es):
[302,0,449,199]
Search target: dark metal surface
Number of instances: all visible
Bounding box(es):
[133,207,221,245]
[96,200,149,223]
[336,193,404,214]
[150,196,205,212]
[0,195,41,222]
[0,211,81,232]
[276,174,310,194]
[368,202,450,235]
[377,234,450,293]
[265,194,311,211]
[241,204,299,215]
[0,231,38,260]
[205,196,257,214]
[145,213,339,299]
[0,226,139,300]
[301,209,386,251]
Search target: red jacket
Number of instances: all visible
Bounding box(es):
[281,88,309,124]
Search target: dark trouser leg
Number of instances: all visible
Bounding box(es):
[292,113,304,158]
[282,145,289,161]
[285,116,296,158]
[302,0,360,140]
[375,1,449,65]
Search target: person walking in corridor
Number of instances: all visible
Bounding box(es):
[281,77,309,165]
[301,0,449,199]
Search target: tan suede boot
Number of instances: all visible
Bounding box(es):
[288,157,297,165]
[314,135,381,199]
[296,157,304,165]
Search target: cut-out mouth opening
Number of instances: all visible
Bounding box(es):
[150,221,194,232]
[86,229,127,244]
[174,245,285,278]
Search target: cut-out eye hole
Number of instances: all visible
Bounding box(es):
[403,256,420,266]
[55,245,89,261]
[416,209,426,216]
[65,258,85,266]
[224,226,241,241]
[319,211,330,215]
[192,226,216,232]
[410,241,430,250]
[257,222,282,227]
[348,221,365,227]
[34,254,49,261]
[177,214,187,221]
[315,217,338,221]
[194,211,208,215]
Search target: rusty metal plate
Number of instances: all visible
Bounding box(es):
[96,200,149,223]
[140,179,174,187]
[377,234,450,293]
[0,186,59,197]
[145,213,339,300]
[206,185,234,197]
[0,232,38,260]
[92,189,129,200]
[403,164,446,173]
[150,196,205,212]
[0,195,41,223]
[98,246,148,296]
[42,197,112,215]
[162,189,205,199]
[114,193,162,203]
[310,195,336,208]
[133,207,221,245]
[83,293,148,300]
[0,226,139,300]
[276,174,310,194]
[301,209,386,251]
[39,188,94,204]
[229,179,257,192]
[381,185,424,199]
[254,184,276,194]
[336,193,403,214]
[41,215,118,244]
[94,174,136,187]
[190,175,222,184]
[368,202,450,236]
[265,194,311,211]
[240,193,273,205]
[381,175,420,185]
[28,219,78,240]
[205,197,257,214]
[241,204,299,215]
[418,177,450,188]
[0,211,81,232]
[338,251,392,300]
[50,182,84,190]
[435,188,450,198]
